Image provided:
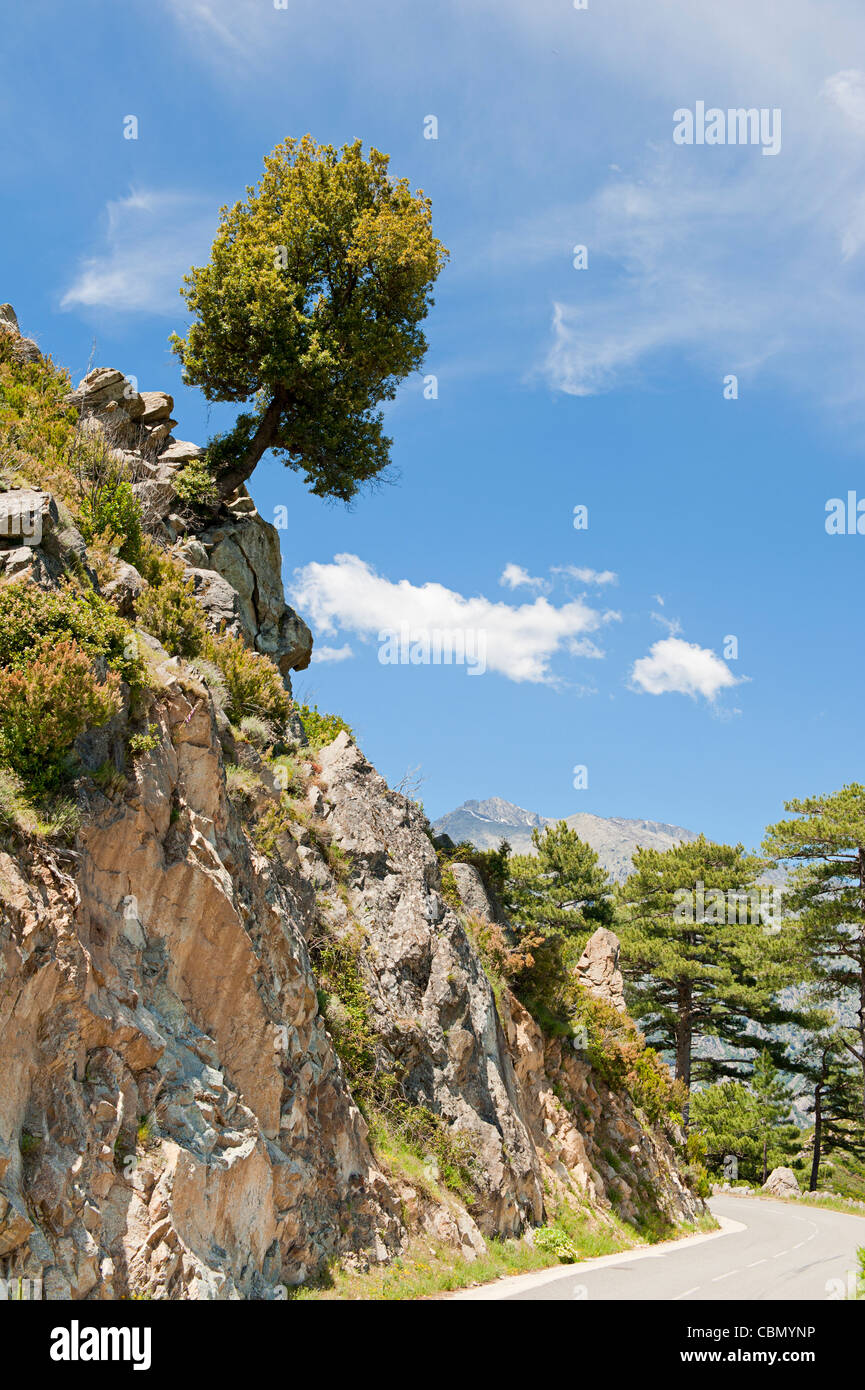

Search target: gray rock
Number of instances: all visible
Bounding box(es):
[159,439,205,465]
[0,489,56,547]
[576,927,627,1012]
[102,562,146,615]
[449,862,500,923]
[139,391,174,424]
[196,492,312,674]
[763,1166,801,1197]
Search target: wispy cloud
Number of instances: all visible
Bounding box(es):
[61,190,215,317]
[290,553,615,684]
[630,636,742,703]
[311,643,354,664]
[499,562,546,591]
[552,565,618,587]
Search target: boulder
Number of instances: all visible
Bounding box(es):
[139,390,174,424]
[159,439,205,466]
[0,489,56,548]
[575,926,627,1012]
[763,1167,801,1198]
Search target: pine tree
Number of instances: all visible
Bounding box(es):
[504,822,614,1020]
[617,836,799,1109]
[751,1049,801,1184]
[763,784,865,1124]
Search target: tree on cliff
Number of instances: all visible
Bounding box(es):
[170,135,448,501]
[763,784,865,1125]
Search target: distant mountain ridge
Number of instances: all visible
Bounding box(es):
[432,797,700,882]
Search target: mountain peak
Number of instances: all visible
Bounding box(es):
[432,798,698,881]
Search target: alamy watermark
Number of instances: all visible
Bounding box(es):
[673,880,782,933]
[378,625,486,675]
[673,103,781,157]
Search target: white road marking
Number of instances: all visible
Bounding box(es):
[674,1286,701,1300]
[772,1250,790,1258]
[712,1269,739,1282]
[747,1259,767,1267]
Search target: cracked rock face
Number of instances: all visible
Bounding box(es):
[0,686,405,1300]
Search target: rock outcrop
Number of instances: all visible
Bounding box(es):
[0,305,702,1299]
[62,360,312,683]
[576,926,627,1013]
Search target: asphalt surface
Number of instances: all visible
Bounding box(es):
[453,1195,865,1301]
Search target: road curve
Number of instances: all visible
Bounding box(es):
[452,1196,865,1301]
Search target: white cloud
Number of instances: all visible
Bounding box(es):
[824,69,865,129]
[61,190,216,316]
[312,644,354,664]
[630,637,742,702]
[499,562,546,591]
[553,565,619,587]
[290,553,612,684]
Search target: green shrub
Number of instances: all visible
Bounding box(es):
[77,464,144,565]
[532,1225,579,1263]
[0,766,80,841]
[129,724,160,754]
[0,638,122,790]
[296,702,353,748]
[172,458,218,507]
[135,569,206,659]
[239,713,275,749]
[0,578,141,685]
[206,631,290,725]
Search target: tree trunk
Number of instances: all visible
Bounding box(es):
[810,1080,823,1192]
[762,1134,768,1186]
[675,978,693,1123]
[216,389,285,498]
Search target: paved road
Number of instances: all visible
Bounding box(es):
[454,1196,865,1301]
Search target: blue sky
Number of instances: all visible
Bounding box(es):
[4,0,865,849]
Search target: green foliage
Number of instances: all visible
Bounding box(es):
[501,824,615,1024]
[0,638,122,790]
[0,331,79,502]
[172,457,218,508]
[208,631,290,725]
[128,724,160,754]
[764,784,865,1124]
[0,577,141,685]
[532,1225,579,1263]
[77,459,144,566]
[171,134,448,500]
[296,701,353,748]
[617,835,798,1096]
[691,1053,802,1184]
[19,1130,41,1156]
[238,714,275,749]
[252,799,293,856]
[0,766,80,842]
[135,564,206,660]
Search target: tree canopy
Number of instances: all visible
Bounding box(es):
[763,784,865,1124]
[171,135,448,501]
[616,836,800,1099]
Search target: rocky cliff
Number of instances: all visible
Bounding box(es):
[0,309,702,1299]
